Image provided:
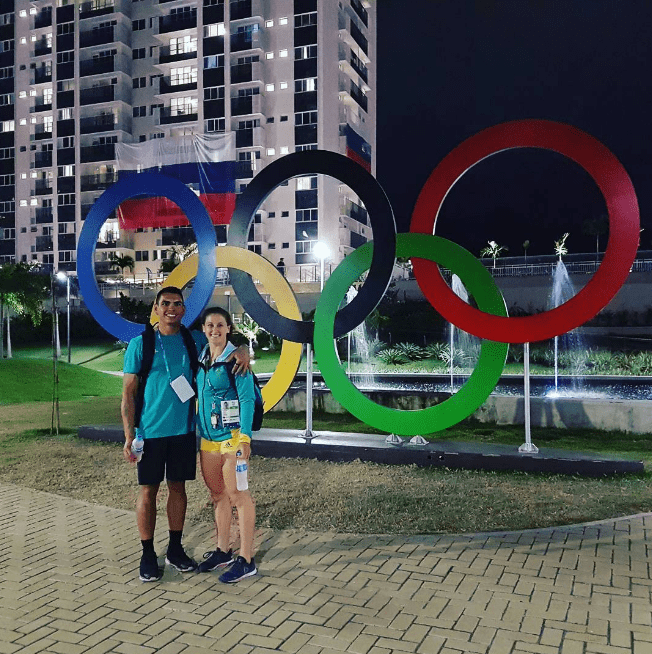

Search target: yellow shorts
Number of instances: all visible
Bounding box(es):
[200,430,251,454]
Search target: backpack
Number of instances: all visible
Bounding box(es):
[218,360,264,432]
[134,323,199,428]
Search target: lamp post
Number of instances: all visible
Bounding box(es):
[301,241,329,440]
[224,290,231,314]
[56,271,71,363]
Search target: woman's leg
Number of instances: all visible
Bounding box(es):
[200,449,232,552]
[222,452,256,562]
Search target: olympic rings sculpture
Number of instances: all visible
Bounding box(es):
[77,119,640,433]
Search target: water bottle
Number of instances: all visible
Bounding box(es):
[131,434,144,462]
[235,451,248,491]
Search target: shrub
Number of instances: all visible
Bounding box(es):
[394,342,426,361]
[377,347,410,365]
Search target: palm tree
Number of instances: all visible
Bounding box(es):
[582,215,608,259]
[109,253,135,279]
[480,241,508,268]
[238,314,264,359]
[554,233,570,260]
[522,239,530,262]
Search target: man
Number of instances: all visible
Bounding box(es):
[276,258,286,276]
[122,286,249,582]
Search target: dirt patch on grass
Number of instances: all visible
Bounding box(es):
[2,399,652,535]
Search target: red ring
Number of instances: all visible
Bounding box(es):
[409,119,640,343]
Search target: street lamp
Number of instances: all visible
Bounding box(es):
[224,290,231,314]
[301,241,330,440]
[56,271,71,364]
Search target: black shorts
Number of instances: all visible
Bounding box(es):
[137,433,197,486]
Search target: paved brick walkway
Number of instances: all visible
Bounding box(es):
[1,482,651,654]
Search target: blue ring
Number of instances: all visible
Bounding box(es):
[77,173,217,341]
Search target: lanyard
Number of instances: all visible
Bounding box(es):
[157,331,186,383]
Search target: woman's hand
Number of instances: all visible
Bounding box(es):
[236,441,251,461]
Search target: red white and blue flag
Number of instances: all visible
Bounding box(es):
[115,133,237,230]
[343,124,372,173]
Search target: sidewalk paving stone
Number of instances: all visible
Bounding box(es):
[2,482,652,654]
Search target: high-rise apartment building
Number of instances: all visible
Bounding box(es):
[4,0,375,283]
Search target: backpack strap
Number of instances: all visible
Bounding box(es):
[179,325,199,385]
[134,323,155,428]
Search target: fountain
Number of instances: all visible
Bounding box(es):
[345,286,377,387]
[549,259,588,396]
[449,274,480,393]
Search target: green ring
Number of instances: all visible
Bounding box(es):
[313,233,509,435]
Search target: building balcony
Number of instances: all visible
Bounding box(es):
[80,85,115,106]
[158,107,198,125]
[57,90,74,109]
[230,94,262,116]
[80,143,116,163]
[230,31,263,53]
[32,68,53,85]
[80,172,119,191]
[338,78,367,112]
[82,203,117,220]
[58,205,76,221]
[35,236,54,252]
[350,0,369,27]
[33,8,53,29]
[230,61,262,84]
[80,113,130,134]
[338,21,370,64]
[234,161,253,179]
[79,0,116,19]
[58,233,76,251]
[58,148,75,166]
[203,3,225,24]
[58,176,76,193]
[203,35,225,56]
[33,40,53,57]
[158,11,197,34]
[31,98,53,113]
[57,119,75,137]
[57,62,75,81]
[341,198,368,225]
[33,152,53,168]
[80,25,128,48]
[158,76,198,94]
[32,125,53,141]
[80,54,131,77]
[35,207,53,224]
[158,46,198,65]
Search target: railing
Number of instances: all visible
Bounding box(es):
[159,12,197,34]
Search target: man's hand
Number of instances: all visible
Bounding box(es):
[229,345,251,375]
[123,436,137,463]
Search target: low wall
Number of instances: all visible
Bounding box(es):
[270,388,651,434]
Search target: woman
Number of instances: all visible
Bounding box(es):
[195,307,257,582]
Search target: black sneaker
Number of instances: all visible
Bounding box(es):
[139,552,163,582]
[165,548,198,572]
[219,556,257,583]
[197,548,234,573]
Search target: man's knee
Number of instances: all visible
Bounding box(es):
[139,484,159,504]
[167,480,187,497]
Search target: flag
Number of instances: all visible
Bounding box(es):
[115,133,237,230]
[343,124,372,173]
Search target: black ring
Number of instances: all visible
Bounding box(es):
[227,150,396,343]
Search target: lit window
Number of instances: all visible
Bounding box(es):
[279,81,288,89]
[20,37,26,45]
[21,173,27,179]
[266,148,275,156]
[30,198,38,206]
[19,91,26,98]
[279,49,288,57]
[29,89,36,97]
[279,17,288,25]
[19,199,27,206]
[265,20,273,27]
[280,146,289,155]
[19,118,26,125]
[265,84,274,92]
[29,7,36,14]
[265,52,274,60]
[19,10,26,17]
[30,172,36,178]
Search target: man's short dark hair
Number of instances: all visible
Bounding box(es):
[155,286,184,305]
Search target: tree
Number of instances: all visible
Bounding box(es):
[554,232,570,260]
[0,263,49,359]
[238,314,264,358]
[109,253,135,278]
[522,239,530,262]
[480,241,508,268]
[582,215,609,258]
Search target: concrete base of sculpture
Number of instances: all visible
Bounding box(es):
[78,424,643,477]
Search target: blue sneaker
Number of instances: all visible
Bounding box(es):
[197,548,234,572]
[219,556,257,583]
[165,548,197,572]
[139,552,163,582]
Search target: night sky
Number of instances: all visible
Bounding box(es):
[376,0,652,257]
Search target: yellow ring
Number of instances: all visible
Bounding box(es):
[151,246,302,412]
